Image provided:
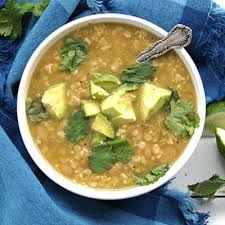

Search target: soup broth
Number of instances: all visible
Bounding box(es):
[27,23,196,189]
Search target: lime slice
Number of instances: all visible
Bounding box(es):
[203,101,225,137]
[215,128,225,159]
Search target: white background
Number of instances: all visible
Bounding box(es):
[215,0,225,7]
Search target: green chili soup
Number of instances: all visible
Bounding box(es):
[26,23,198,189]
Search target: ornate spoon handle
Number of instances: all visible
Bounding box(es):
[136,24,192,63]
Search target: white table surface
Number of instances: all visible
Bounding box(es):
[169,138,225,225]
[168,1,225,224]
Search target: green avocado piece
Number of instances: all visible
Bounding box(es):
[114,84,139,94]
[101,91,135,118]
[137,83,172,121]
[41,83,67,119]
[90,81,109,100]
[127,93,136,102]
[92,131,107,145]
[112,109,136,126]
[91,73,121,91]
[101,92,123,118]
[82,100,100,117]
[92,113,115,138]
[101,92,136,126]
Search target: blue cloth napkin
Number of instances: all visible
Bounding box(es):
[2,0,225,224]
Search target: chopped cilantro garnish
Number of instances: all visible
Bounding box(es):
[89,138,134,174]
[89,144,117,173]
[26,97,49,123]
[0,0,48,39]
[134,164,169,186]
[165,99,200,137]
[162,89,180,111]
[64,110,90,144]
[121,61,156,85]
[188,174,225,199]
[59,37,89,72]
[108,139,134,163]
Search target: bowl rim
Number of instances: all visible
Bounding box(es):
[17,13,206,200]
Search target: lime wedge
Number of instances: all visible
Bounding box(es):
[215,128,225,159]
[203,101,225,137]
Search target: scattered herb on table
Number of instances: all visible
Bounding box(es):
[0,0,48,39]
[89,138,134,173]
[134,164,169,186]
[26,97,49,123]
[64,110,90,144]
[121,61,156,85]
[60,37,89,72]
[188,174,225,199]
[165,99,200,137]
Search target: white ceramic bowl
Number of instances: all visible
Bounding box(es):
[17,14,206,200]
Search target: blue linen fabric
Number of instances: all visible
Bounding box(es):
[1,0,225,224]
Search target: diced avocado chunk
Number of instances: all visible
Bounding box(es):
[112,109,136,126]
[41,83,67,119]
[101,92,135,118]
[91,73,121,91]
[101,92,136,126]
[82,100,100,117]
[92,131,107,145]
[90,81,109,100]
[137,83,172,121]
[101,92,123,118]
[114,84,139,94]
[92,113,115,138]
[127,93,136,102]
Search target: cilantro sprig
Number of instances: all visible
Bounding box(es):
[0,0,48,39]
[26,97,49,123]
[188,174,225,199]
[121,61,156,85]
[60,37,89,72]
[134,164,169,186]
[89,139,134,173]
[64,110,90,144]
[108,139,134,163]
[89,144,117,174]
[165,99,200,137]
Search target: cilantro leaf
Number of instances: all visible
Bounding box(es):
[59,37,89,72]
[133,175,149,186]
[0,0,48,39]
[151,163,170,176]
[89,144,117,173]
[162,89,180,111]
[165,99,200,137]
[0,0,23,39]
[32,0,48,16]
[26,97,49,123]
[108,139,134,163]
[64,110,90,144]
[188,174,225,199]
[121,61,156,85]
[134,164,169,186]
[89,138,134,173]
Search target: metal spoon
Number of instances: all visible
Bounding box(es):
[136,24,192,63]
